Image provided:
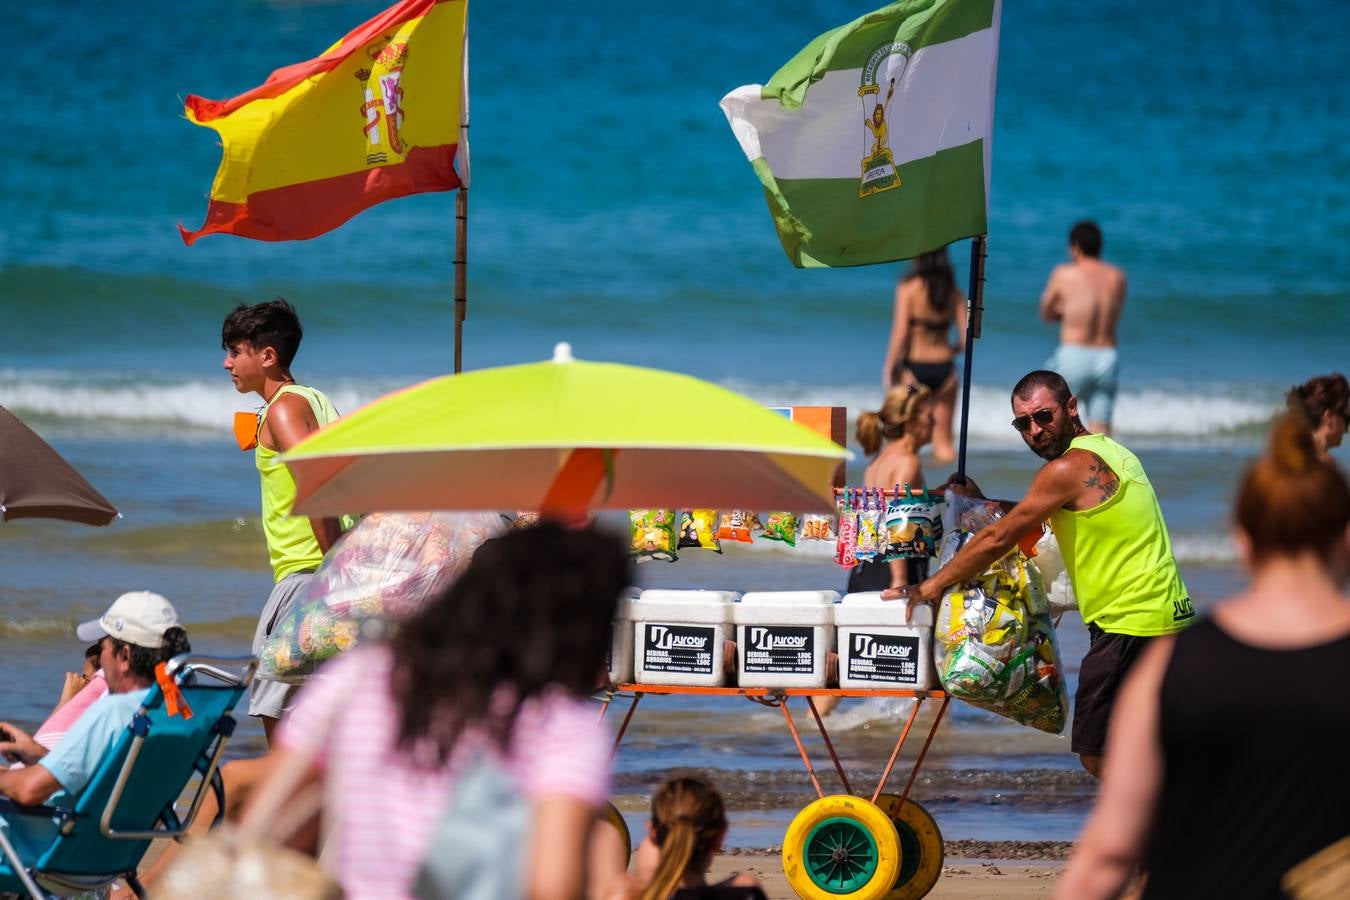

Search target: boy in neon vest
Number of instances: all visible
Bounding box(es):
[222,299,346,744]
[886,370,1191,777]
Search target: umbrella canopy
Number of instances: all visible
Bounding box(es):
[285,343,849,517]
[0,406,119,526]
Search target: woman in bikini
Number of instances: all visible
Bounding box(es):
[881,248,967,463]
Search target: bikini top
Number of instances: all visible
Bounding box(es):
[908,315,950,333]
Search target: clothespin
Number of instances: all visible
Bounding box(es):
[155,662,193,720]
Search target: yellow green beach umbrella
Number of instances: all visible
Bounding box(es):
[284,343,849,517]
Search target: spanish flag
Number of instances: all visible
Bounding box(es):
[181,0,467,245]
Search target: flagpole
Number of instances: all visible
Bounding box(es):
[454,187,467,373]
[956,234,986,480]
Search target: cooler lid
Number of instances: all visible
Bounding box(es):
[739,590,840,606]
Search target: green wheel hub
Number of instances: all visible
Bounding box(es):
[804,815,880,893]
[894,817,921,888]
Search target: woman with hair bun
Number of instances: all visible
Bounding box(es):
[1058,413,1350,899]
[629,775,766,900]
[849,383,935,593]
[1287,371,1348,461]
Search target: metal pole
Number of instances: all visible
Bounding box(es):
[453,188,468,373]
[956,234,987,479]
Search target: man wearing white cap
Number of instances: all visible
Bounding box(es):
[0,592,190,812]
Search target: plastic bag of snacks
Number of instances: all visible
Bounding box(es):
[834,493,858,568]
[630,509,678,561]
[716,510,760,543]
[799,512,836,544]
[677,509,722,554]
[1029,528,1078,616]
[259,511,504,684]
[854,489,884,562]
[761,511,800,547]
[931,493,1069,734]
[882,485,943,562]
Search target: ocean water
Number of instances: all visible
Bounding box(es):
[2,0,1347,849]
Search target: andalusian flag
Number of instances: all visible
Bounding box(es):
[720,0,1000,268]
[181,0,467,245]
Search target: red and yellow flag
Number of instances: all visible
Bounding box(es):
[181,0,466,245]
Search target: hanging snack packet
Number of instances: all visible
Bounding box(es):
[761,511,800,547]
[677,509,723,554]
[629,508,678,562]
[854,488,883,562]
[800,512,837,543]
[883,485,944,561]
[834,493,858,568]
[717,509,758,543]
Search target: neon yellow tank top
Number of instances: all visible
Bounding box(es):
[1048,434,1192,636]
[256,384,343,583]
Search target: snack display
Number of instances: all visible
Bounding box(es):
[630,509,678,561]
[931,494,1069,734]
[799,512,836,543]
[761,511,800,547]
[677,509,723,554]
[853,488,883,561]
[882,486,943,561]
[259,511,504,683]
[717,509,760,543]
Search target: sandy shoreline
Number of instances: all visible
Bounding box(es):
[710,844,1069,898]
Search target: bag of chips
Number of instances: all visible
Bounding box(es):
[630,509,678,561]
[834,493,857,568]
[932,493,1069,734]
[799,512,837,544]
[853,488,884,562]
[761,511,800,547]
[882,485,943,562]
[258,511,504,684]
[716,510,759,543]
[677,509,722,554]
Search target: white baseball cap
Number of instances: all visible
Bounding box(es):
[76,591,179,649]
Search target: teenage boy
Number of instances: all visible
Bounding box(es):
[222,299,346,743]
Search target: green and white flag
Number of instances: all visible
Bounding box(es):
[720,0,1001,268]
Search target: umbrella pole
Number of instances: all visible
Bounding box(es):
[956,234,987,480]
[454,187,468,374]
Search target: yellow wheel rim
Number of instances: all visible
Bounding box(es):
[782,795,902,899]
[873,795,944,899]
[602,800,632,866]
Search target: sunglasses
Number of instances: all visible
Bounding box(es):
[1011,408,1057,433]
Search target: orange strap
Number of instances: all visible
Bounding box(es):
[155,662,194,720]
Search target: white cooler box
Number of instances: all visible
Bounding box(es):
[607,591,640,685]
[732,591,839,689]
[836,591,935,690]
[633,590,738,687]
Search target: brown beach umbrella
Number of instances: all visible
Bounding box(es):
[0,405,119,526]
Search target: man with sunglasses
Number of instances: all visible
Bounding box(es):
[885,370,1191,778]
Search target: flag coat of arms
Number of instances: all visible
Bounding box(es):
[720,0,1001,268]
[181,0,467,245]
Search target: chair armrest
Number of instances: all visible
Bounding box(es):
[0,795,76,825]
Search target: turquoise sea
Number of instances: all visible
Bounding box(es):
[3,0,1347,849]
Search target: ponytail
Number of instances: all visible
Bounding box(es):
[639,820,697,900]
[160,626,192,661]
[856,411,885,457]
[1236,412,1349,562]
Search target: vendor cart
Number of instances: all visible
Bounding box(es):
[599,683,952,900]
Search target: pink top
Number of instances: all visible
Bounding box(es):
[278,646,611,900]
[35,672,109,750]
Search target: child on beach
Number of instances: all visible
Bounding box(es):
[621,775,766,900]
[221,298,348,744]
[246,522,631,900]
[849,383,935,593]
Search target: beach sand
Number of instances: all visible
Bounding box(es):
[708,847,1066,898]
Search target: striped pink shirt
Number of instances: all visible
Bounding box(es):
[278,645,611,900]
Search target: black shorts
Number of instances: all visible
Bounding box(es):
[1071,624,1154,756]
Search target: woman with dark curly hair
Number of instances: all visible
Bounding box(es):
[1287,371,1348,461]
[263,522,632,900]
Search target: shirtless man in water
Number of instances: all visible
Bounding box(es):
[1039,221,1126,435]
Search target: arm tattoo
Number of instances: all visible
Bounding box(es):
[1083,459,1120,504]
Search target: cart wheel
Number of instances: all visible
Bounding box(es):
[601,801,632,866]
[783,794,901,899]
[873,795,944,899]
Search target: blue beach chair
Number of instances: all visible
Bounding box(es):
[0,655,254,898]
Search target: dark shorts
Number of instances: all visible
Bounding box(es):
[1071,623,1154,757]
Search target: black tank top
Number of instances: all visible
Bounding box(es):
[1143,617,1350,899]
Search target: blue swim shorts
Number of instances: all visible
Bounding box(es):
[1047,345,1119,426]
